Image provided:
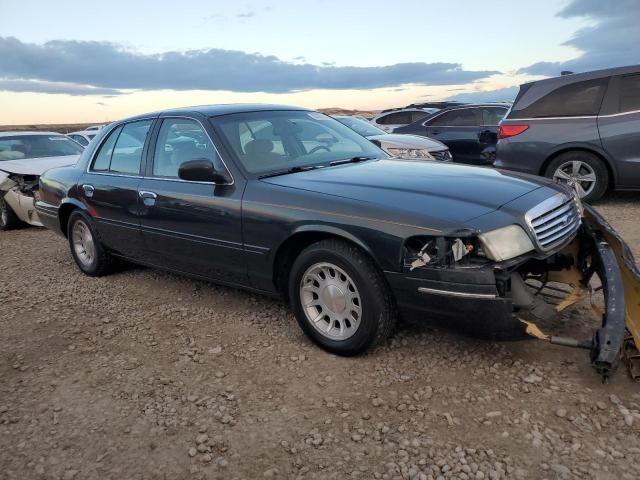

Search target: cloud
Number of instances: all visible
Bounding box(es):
[0,36,499,96]
[518,0,640,76]
[0,78,122,96]
[446,86,518,103]
[237,11,255,18]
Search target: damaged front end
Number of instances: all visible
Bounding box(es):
[0,172,43,227]
[395,201,639,383]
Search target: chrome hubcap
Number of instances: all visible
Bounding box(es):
[0,198,7,226]
[553,160,596,198]
[72,220,96,267]
[300,262,362,341]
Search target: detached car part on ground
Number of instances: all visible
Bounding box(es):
[0,132,82,230]
[34,105,640,382]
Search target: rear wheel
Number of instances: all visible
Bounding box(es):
[67,210,111,276]
[0,195,21,230]
[544,151,608,202]
[289,239,397,355]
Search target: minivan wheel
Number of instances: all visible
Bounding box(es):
[67,210,110,276]
[289,239,397,356]
[0,195,21,230]
[544,151,608,202]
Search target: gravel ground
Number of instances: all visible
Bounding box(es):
[1,193,639,480]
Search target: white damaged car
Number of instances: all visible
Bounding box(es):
[0,132,82,230]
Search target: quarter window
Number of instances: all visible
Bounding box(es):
[510,78,608,118]
[428,108,478,127]
[91,125,122,171]
[152,118,220,179]
[618,74,640,113]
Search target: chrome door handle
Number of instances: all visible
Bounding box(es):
[82,184,94,198]
[139,190,157,207]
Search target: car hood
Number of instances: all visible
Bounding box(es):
[0,155,79,175]
[263,159,551,226]
[367,133,446,150]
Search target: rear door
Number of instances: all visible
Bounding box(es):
[78,119,153,257]
[598,73,640,187]
[423,107,483,164]
[137,115,247,284]
[478,106,508,163]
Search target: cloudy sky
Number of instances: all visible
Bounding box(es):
[1,0,638,124]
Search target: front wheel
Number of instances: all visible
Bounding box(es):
[544,151,608,202]
[289,239,397,356]
[0,195,22,230]
[67,210,111,276]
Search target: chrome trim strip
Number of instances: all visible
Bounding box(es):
[504,109,640,121]
[417,287,497,299]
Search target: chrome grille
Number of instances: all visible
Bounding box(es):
[525,193,581,251]
[431,150,452,162]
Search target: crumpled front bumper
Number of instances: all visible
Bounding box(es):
[386,205,640,382]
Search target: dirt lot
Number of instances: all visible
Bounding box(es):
[1,193,639,480]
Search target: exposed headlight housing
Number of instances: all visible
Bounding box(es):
[478,225,535,261]
[386,148,434,159]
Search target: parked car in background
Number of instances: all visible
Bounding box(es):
[34,104,638,380]
[495,65,640,202]
[0,132,83,229]
[370,108,438,132]
[67,131,97,147]
[333,115,452,161]
[394,104,510,165]
[83,125,104,133]
[405,101,467,110]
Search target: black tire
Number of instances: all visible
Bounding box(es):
[67,210,111,276]
[288,239,397,356]
[544,151,608,202]
[0,195,23,231]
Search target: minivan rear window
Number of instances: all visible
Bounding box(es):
[510,78,608,118]
[618,74,640,113]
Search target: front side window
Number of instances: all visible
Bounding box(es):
[0,134,84,161]
[428,108,478,127]
[511,78,608,118]
[618,74,640,113]
[152,118,220,179]
[212,110,384,175]
[90,120,151,174]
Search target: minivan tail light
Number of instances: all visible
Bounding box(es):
[498,124,528,139]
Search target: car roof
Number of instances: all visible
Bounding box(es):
[522,64,640,89]
[0,131,64,138]
[117,103,312,124]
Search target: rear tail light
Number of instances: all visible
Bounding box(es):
[498,124,529,139]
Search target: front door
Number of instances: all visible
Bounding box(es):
[424,107,481,164]
[137,116,246,285]
[78,119,153,257]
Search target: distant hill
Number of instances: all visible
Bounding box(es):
[0,123,107,134]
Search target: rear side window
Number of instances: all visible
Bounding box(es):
[481,107,507,125]
[510,78,608,118]
[377,112,411,125]
[618,74,640,113]
[90,120,152,174]
[428,108,478,127]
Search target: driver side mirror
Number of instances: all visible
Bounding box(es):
[178,159,231,184]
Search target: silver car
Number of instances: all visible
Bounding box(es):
[334,115,452,161]
[0,132,82,229]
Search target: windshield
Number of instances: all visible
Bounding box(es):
[0,134,84,161]
[211,110,386,175]
[334,116,385,137]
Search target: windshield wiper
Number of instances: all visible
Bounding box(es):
[329,156,376,166]
[258,165,321,179]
